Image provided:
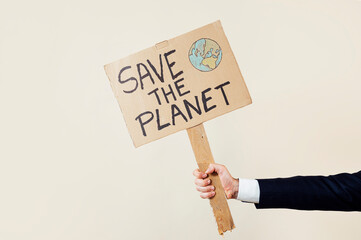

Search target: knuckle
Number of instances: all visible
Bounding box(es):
[202,187,209,193]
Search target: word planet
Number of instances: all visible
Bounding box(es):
[188,38,222,72]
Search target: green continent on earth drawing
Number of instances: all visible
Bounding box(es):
[188,38,222,72]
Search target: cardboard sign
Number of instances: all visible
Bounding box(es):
[104,20,251,147]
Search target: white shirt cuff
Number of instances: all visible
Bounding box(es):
[236,178,260,203]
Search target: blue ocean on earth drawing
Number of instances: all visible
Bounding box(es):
[188,38,222,72]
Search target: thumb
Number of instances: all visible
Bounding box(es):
[205,163,223,174]
[225,190,233,199]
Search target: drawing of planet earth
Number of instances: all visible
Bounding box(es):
[188,38,222,72]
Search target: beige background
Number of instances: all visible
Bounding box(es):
[0,0,360,239]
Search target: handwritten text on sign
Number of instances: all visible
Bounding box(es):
[104,21,251,147]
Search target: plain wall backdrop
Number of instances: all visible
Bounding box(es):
[0,0,360,239]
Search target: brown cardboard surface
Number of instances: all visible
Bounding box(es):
[187,124,235,234]
[104,20,251,147]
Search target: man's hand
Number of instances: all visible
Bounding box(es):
[193,163,239,199]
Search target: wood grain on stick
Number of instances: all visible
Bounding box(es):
[187,123,235,235]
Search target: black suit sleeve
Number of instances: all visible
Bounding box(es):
[255,171,361,211]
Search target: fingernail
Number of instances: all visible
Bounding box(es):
[203,174,207,178]
[208,180,211,184]
[211,186,215,190]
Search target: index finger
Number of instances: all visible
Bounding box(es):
[193,169,207,179]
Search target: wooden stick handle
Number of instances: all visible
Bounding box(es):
[187,123,235,235]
